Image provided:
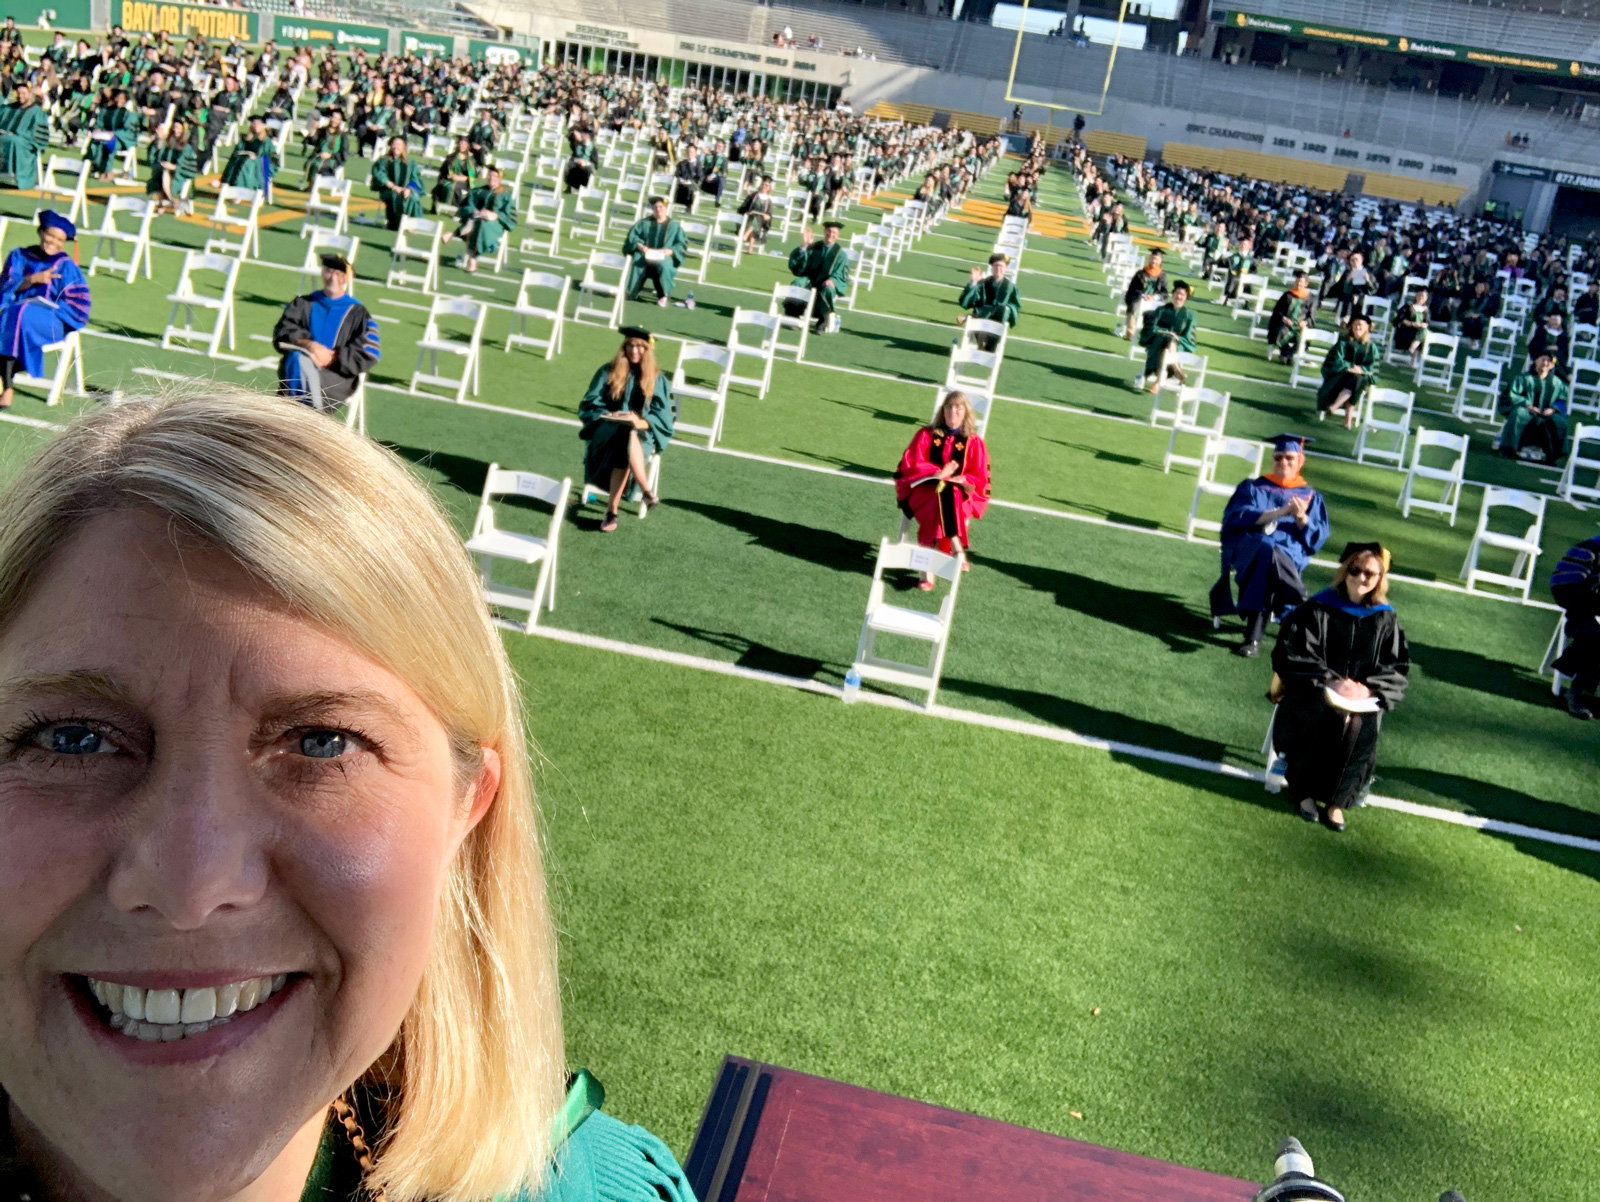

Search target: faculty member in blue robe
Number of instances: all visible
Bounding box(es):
[272,253,380,412]
[1210,433,1331,657]
[0,210,91,410]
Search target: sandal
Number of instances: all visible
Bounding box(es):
[600,510,619,533]
[639,487,660,508]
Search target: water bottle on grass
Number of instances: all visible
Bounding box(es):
[842,668,861,704]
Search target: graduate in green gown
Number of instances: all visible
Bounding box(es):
[0,84,49,190]
[621,196,687,305]
[958,252,1021,350]
[1137,280,1196,394]
[370,135,424,231]
[446,166,517,272]
[219,117,272,191]
[1500,350,1570,463]
[1317,313,1380,428]
[85,89,139,178]
[787,219,852,333]
[579,327,674,532]
[1266,274,1314,365]
[146,120,197,213]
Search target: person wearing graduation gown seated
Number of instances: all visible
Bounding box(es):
[0,83,49,190]
[1271,542,1410,832]
[1267,274,1314,366]
[1122,249,1168,341]
[1316,313,1380,430]
[1136,280,1195,395]
[85,88,139,179]
[219,115,273,193]
[787,219,851,334]
[371,135,424,232]
[1499,349,1569,463]
[737,174,774,252]
[146,119,197,214]
[1222,238,1254,304]
[1211,433,1331,658]
[579,327,672,533]
[1458,278,1497,349]
[1550,533,1600,719]
[894,390,992,589]
[0,210,91,411]
[622,195,687,306]
[272,252,380,414]
[1392,287,1430,368]
[433,136,477,214]
[958,253,1020,352]
[444,165,516,274]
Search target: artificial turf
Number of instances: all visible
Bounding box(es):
[2,125,1598,1196]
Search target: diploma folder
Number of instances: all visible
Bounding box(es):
[1324,686,1381,714]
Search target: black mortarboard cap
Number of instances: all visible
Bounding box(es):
[988,252,1009,265]
[320,252,350,272]
[1269,432,1313,452]
[822,219,845,229]
[619,325,652,342]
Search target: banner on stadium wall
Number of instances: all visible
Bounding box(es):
[1215,9,1600,79]
[115,0,255,41]
[1183,117,1467,180]
[469,38,529,65]
[273,17,388,52]
[401,29,455,58]
[11,0,93,28]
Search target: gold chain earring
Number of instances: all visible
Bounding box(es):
[331,1094,389,1202]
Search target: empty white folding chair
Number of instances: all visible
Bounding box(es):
[301,175,352,236]
[296,230,359,293]
[727,308,781,399]
[703,210,744,280]
[946,345,1000,395]
[1460,487,1546,602]
[1397,427,1469,524]
[87,195,155,284]
[1482,317,1519,365]
[410,295,487,402]
[504,270,569,359]
[162,251,240,356]
[677,219,709,285]
[1570,359,1600,419]
[1455,358,1503,423]
[387,215,443,292]
[1572,323,1599,362]
[521,188,563,257]
[1188,436,1264,542]
[1231,274,1267,320]
[850,538,963,710]
[573,250,627,328]
[1557,423,1600,505]
[1289,328,1338,390]
[37,155,90,226]
[769,282,814,361]
[1354,387,1414,469]
[1413,332,1460,393]
[463,464,570,633]
[1362,295,1393,342]
[671,343,733,447]
[1164,387,1229,473]
[204,185,264,259]
[568,187,609,245]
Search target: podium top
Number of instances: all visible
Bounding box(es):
[685,1056,1259,1202]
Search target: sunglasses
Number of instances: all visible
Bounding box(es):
[1346,567,1380,581]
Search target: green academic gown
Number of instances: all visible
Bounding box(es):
[146,140,196,199]
[1139,303,1196,377]
[1316,334,1381,413]
[622,217,687,301]
[788,240,852,321]
[959,275,1021,327]
[86,105,139,174]
[0,101,48,189]
[579,365,675,491]
[1502,371,1570,458]
[220,134,270,190]
[457,183,517,256]
[371,154,424,230]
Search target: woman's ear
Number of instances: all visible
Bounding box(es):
[462,745,501,835]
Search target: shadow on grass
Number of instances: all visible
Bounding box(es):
[653,621,831,681]
[384,442,487,496]
[1377,764,1600,848]
[982,555,1217,652]
[668,499,876,574]
[1040,438,1153,470]
[780,451,895,478]
[1406,640,1557,707]
[822,397,925,426]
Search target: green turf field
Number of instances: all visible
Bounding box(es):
[2,136,1598,1198]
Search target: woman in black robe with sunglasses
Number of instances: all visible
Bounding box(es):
[1270,542,1410,832]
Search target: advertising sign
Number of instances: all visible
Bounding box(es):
[469,38,529,65]
[115,0,256,41]
[274,18,388,52]
[401,29,455,58]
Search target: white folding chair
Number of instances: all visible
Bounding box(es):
[1460,487,1546,602]
[850,538,964,710]
[671,342,733,447]
[1355,387,1414,469]
[296,230,359,293]
[86,195,155,284]
[946,345,1000,395]
[568,187,609,245]
[1482,317,1519,365]
[1541,612,1571,695]
[204,185,264,259]
[1455,358,1503,423]
[727,308,780,398]
[504,269,569,359]
[10,328,84,406]
[1570,359,1600,419]
[769,282,814,361]
[930,385,994,439]
[1362,295,1393,342]
[410,295,487,402]
[1414,331,1460,393]
[574,250,628,328]
[162,251,240,356]
[387,215,444,292]
[1231,274,1268,320]
[1164,387,1229,473]
[958,317,1009,362]
[703,210,744,280]
[463,464,570,633]
[37,154,90,226]
[1557,423,1600,506]
[676,218,709,285]
[342,376,367,436]
[1397,427,1469,524]
[1187,436,1264,542]
[301,175,352,236]
[1290,328,1338,390]
[1571,323,1599,362]
[521,188,563,256]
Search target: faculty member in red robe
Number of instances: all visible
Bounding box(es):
[895,390,992,589]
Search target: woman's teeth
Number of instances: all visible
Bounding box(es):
[85,974,289,1042]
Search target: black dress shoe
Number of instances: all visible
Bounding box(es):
[1322,807,1347,832]
[1567,690,1595,720]
[1233,640,1260,658]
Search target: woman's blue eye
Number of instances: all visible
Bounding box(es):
[299,731,347,759]
[48,725,109,755]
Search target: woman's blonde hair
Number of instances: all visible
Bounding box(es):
[936,390,977,438]
[0,390,563,1202]
[1333,544,1392,605]
[607,336,658,403]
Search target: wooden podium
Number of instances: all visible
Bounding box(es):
[685,1056,1260,1201]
